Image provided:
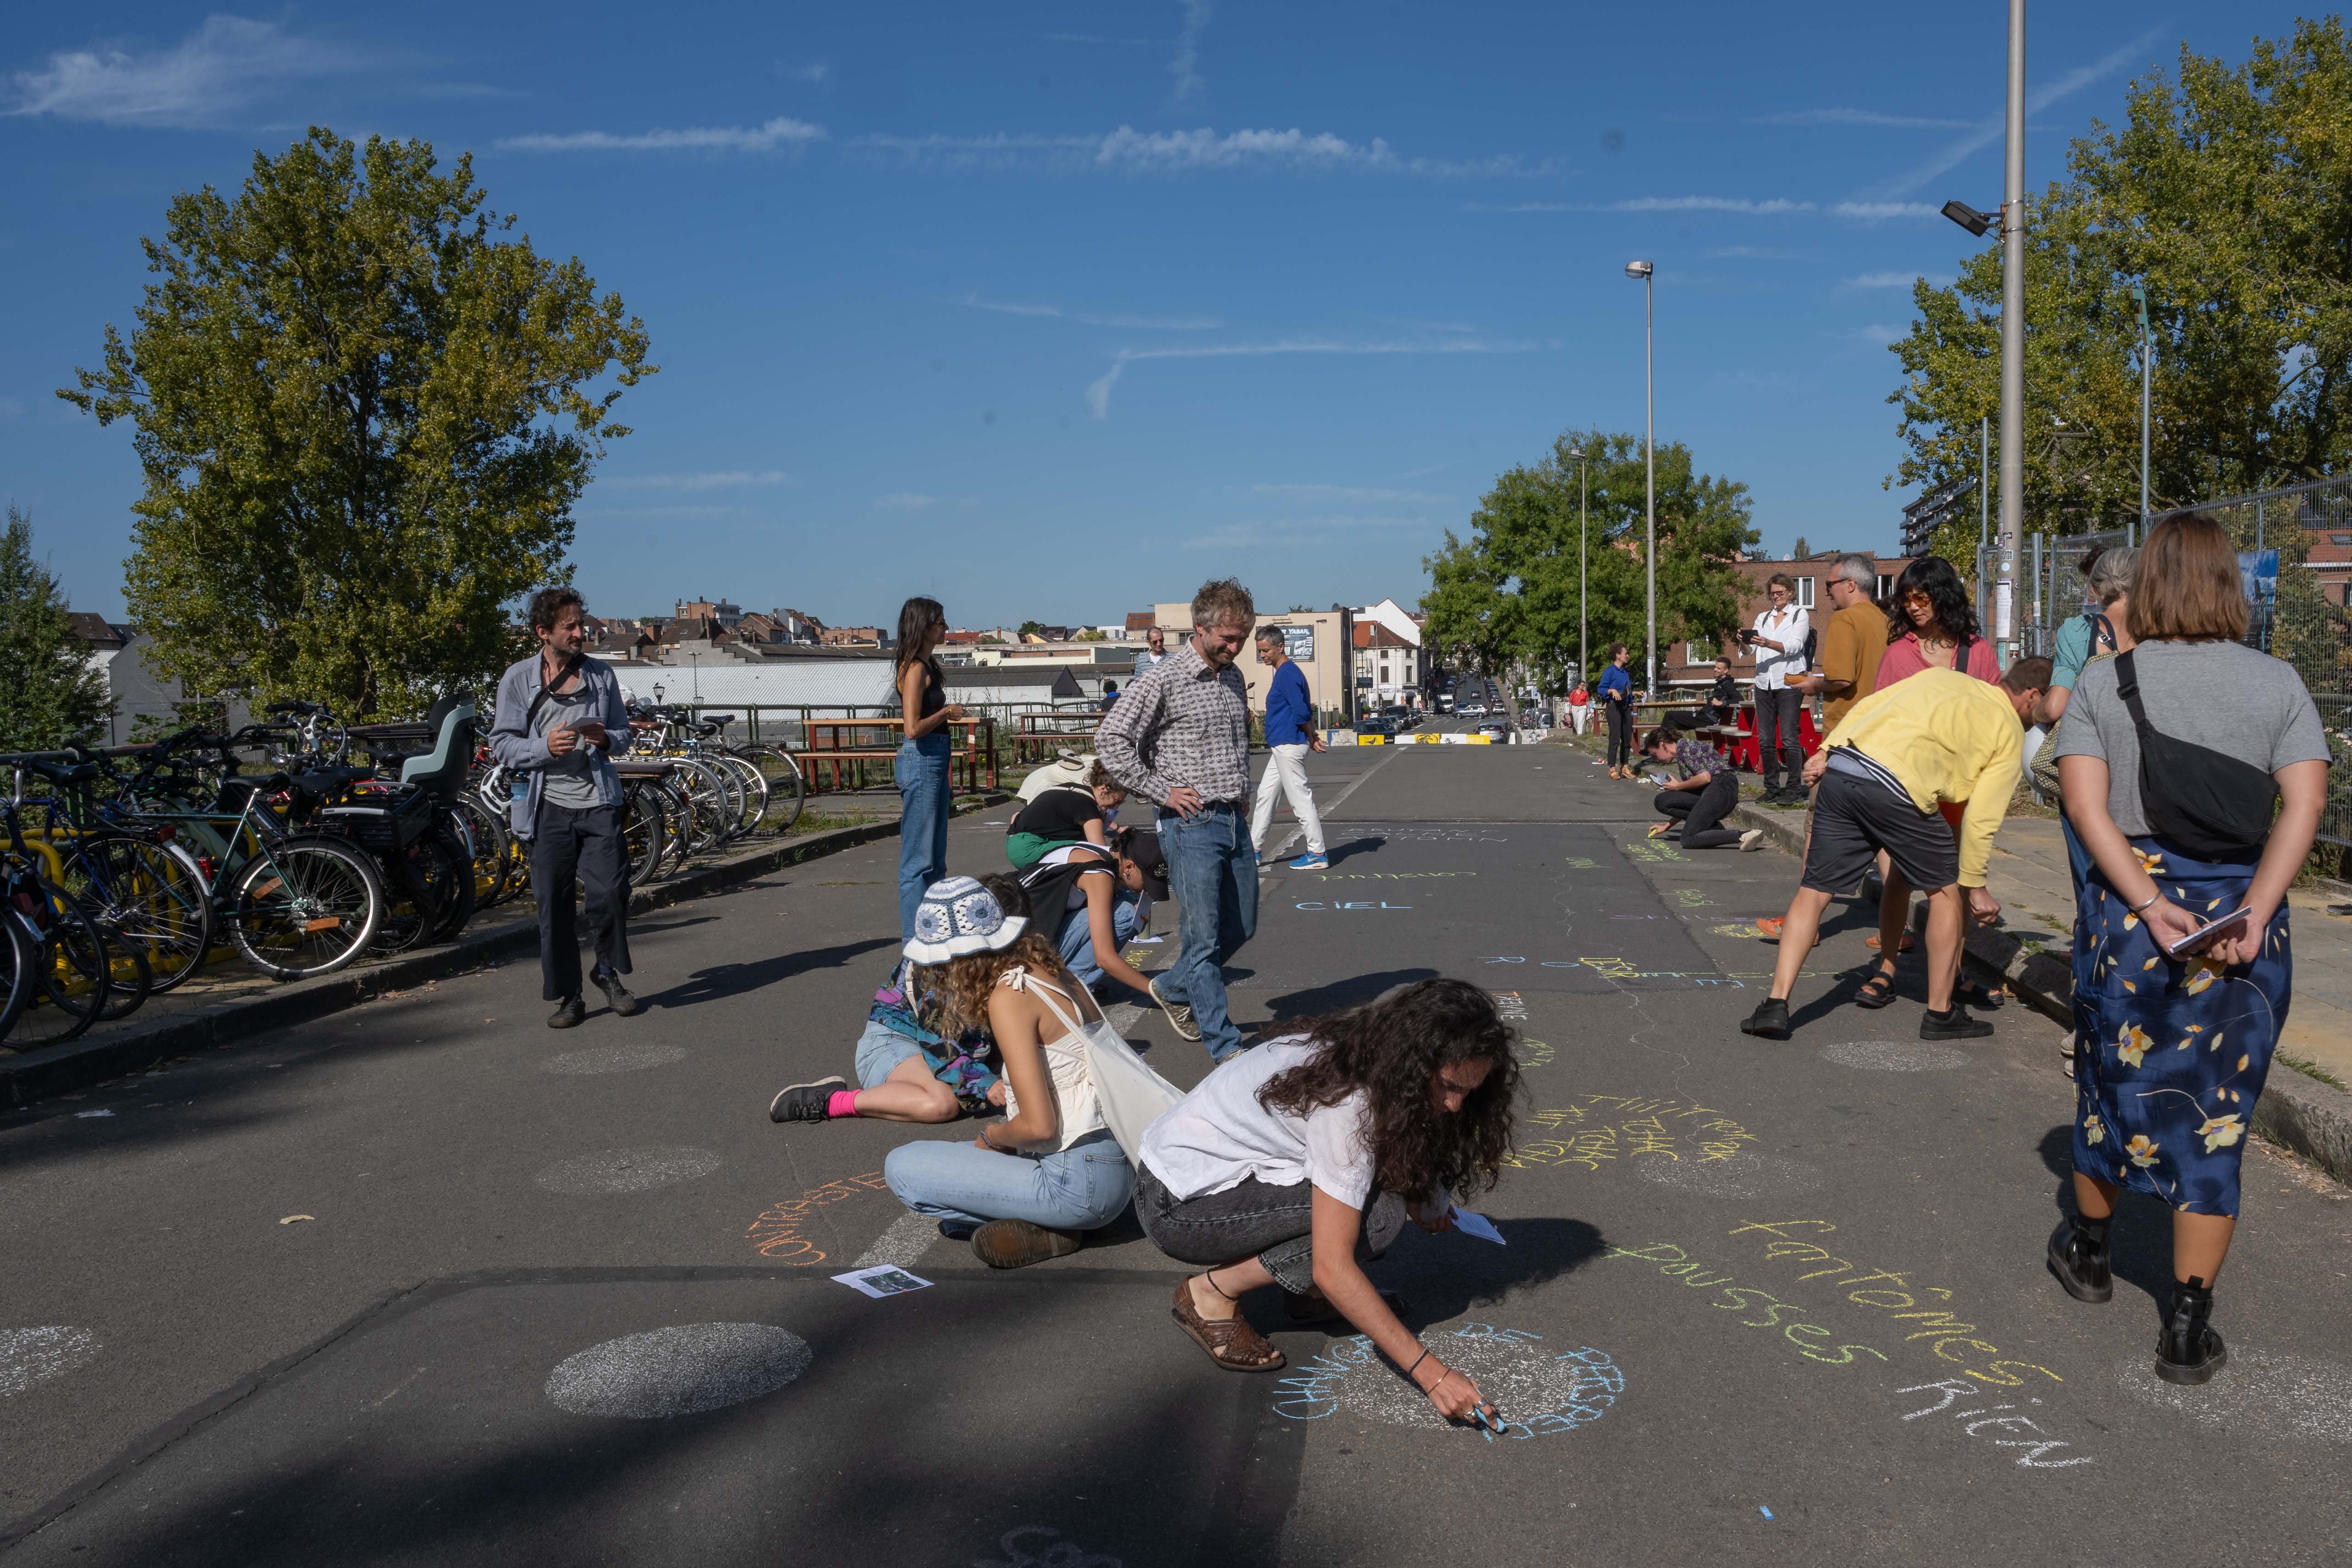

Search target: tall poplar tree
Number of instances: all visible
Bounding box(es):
[0,504,114,753]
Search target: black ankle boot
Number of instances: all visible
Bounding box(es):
[2155,1275,2227,1386]
[2046,1216,2112,1303]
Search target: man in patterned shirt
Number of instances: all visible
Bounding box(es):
[1640,726,1765,851]
[1097,577,1259,1062]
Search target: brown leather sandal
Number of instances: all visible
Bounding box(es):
[1172,1276,1286,1372]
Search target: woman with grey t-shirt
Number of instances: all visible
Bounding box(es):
[2047,514,2330,1387]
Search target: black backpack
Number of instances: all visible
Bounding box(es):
[2111,649,2277,858]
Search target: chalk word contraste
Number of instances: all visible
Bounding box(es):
[744,1171,893,1263]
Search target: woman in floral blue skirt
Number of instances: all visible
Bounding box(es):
[2049,514,2330,1386]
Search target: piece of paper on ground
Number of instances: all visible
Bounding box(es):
[832,1265,934,1298]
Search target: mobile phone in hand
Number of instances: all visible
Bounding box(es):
[2165,905,2250,958]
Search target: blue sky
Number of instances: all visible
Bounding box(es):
[0,4,2312,631]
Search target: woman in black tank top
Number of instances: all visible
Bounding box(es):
[892,597,967,943]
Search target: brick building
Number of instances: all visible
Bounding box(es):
[1660,550,1916,688]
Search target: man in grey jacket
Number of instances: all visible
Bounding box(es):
[492,587,642,1027]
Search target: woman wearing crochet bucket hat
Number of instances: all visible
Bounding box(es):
[876,874,1140,1269]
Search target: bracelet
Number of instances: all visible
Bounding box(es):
[2128,890,2162,914]
[1404,1348,1430,1383]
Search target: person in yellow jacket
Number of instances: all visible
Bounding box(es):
[1741,660,2049,1042]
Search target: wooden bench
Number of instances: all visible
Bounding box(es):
[793,717,998,795]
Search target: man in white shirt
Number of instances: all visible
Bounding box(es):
[1747,573,1811,804]
[1135,627,1168,671]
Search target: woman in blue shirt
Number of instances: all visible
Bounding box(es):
[1598,644,1636,777]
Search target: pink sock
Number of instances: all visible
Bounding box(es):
[827,1090,861,1119]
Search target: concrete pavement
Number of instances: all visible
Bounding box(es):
[5,744,2349,1565]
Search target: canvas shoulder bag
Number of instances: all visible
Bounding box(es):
[2111,649,2277,857]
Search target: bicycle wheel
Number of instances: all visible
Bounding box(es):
[623,788,667,886]
[715,751,771,833]
[60,834,214,995]
[0,917,31,1039]
[450,797,512,908]
[654,781,693,877]
[230,836,384,979]
[426,825,476,942]
[760,748,806,833]
[672,759,732,853]
[3,882,112,1046]
[91,913,151,1023]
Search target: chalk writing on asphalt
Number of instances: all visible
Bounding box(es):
[1270,1325,1622,1439]
[1301,871,1482,881]
[1477,954,1751,988]
[1895,1381,2093,1469]
[1724,1221,2068,1392]
[1295,901,1412,910]
[744,1171,892,1263]
[1517,1040,1555,1069]
[1598,1240,1892,1367]
[1491,990,1528,1021]
[1500,1096,1758,1170]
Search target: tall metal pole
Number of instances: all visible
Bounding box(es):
[1997,0,2027,664]
[2136,282,2151,546]
[1979,413,1991,615]
[1643,272,1657,697]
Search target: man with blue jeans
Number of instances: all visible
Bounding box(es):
[1250,625,1328,870]
[1097,578,1261,1062]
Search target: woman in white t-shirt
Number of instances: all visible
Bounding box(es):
[1135,979,1519,1424]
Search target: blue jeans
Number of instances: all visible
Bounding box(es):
[1157,803,1258,1062]
[884,1129,1135,1230]
[1056,891,1141,992]
[894,733,952,943]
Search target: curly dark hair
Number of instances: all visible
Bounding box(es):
[1891,555,1979,644]
[1258,978,1519,1199]
[933,874,1072,1035]
[527,586,585,635]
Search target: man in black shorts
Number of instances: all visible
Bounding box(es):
[1740,661,2047,1043]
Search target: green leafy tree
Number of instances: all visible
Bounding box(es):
[1421,429,1757,692]
[1887,19,2352,560]
[61,128,656,720]
[1017,620,1046,638]
[0,503,114,752]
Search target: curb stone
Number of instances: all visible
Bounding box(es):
[1728,799,2352,1187]
[0,792,1010,1112]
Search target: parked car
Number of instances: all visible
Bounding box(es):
[1356,715,1397,737]
[1458,702,1487,716]
[1475,719,1512,741]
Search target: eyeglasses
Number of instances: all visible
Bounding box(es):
[1902,591,1934,607]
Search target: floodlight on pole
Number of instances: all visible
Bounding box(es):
[1940,200,1996,238]
[1624,261,1657,699]
[1995,0,2027,661]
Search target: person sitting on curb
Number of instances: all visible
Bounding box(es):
[882,875,1138,1269]
[1006,760,1128,869]
[1134,978,1515,1425]
[1639,725,1765,851]
[767,957,1007,1127]
[1017,825,1171,999]
[1740,660,2047,1043]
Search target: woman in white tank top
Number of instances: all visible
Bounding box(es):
[881,875,1137,1269]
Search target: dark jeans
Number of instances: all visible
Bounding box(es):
[1157,801,1258,1063]
[1134,1163,1405,1295]
[531,801,631,1001]
[1757,687,1803,792]
[1604,699,1632,768]
[1654,774,1744,848]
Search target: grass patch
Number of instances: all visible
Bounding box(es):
[783,809,881,837]
[2279,1050,2350,1094]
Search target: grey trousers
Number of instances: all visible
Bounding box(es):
[1134,1163,1406,1294]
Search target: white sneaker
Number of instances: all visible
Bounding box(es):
[1148,975,1202,1042]
[1739,828,1766,852]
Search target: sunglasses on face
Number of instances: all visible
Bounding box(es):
[1903,591,1933,607]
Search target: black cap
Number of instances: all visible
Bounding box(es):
[1123,828,1172,900]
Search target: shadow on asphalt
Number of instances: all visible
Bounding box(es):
[1259,969,1442,1025]
[641,937,898,1011]
[2035,1122,2176,1319]
[1324,836,1384,865]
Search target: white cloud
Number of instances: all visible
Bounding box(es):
[1088,336,1538,418]
[964,294,1222,330]
[498,116,826,154]
[1182,515,1431,551]
[1170,0,1212,103]
[1607,196,1816,214]
[6,16,363,127]
[875,493,939,509]
[1753,108,1976,129]
[1832,201,1939,220]
[856,126,1557,178]
[605,470,794,491]
[1842,270,1951,290]
[780,61,830,84]
[1870,28,2169,197]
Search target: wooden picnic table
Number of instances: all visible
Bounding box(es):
[793,715,997,795]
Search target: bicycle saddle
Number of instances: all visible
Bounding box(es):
[700,715,737,726]
[18,758,99,787]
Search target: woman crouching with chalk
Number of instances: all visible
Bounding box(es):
[1135,979,1517,1426]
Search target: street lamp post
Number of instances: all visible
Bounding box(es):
[2133,279,2151,545]
[1997,0,2026,661]
[1567,441,1588,686]
[1625,260,1657,698]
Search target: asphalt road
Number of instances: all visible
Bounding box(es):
[4,743,2349,1565]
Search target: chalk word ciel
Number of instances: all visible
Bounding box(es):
[1503,1095,1758,1170]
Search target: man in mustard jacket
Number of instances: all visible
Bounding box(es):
[1741,660,2049,1042]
